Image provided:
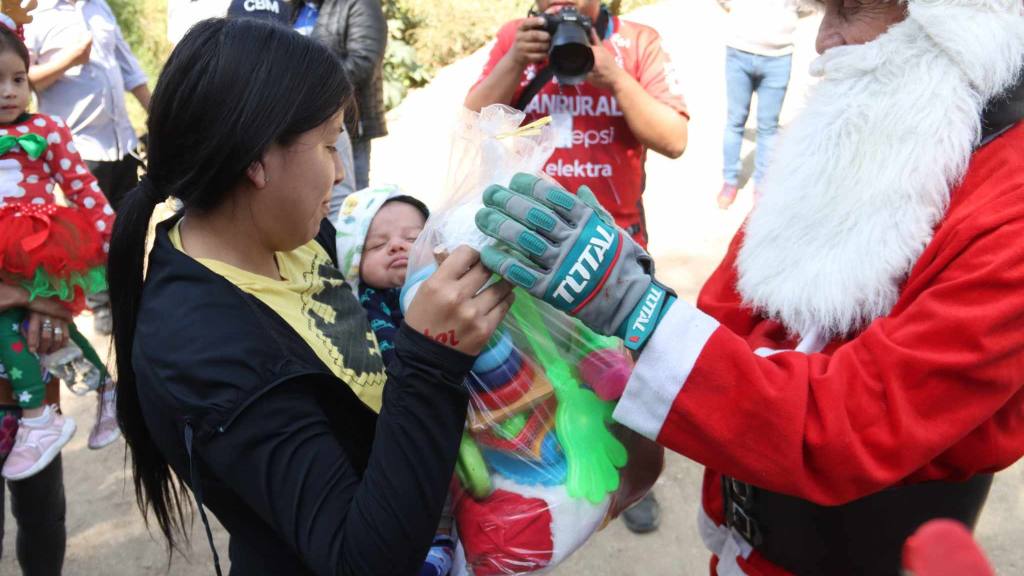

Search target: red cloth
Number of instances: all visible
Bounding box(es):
[0,114,113,248]
[455,488,554,576]
[471,17,688,248]
[615,124,1024,575]
[0,203,105,279]
[902,520,995,576]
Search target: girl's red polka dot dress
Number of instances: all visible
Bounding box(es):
[0,114,115,314]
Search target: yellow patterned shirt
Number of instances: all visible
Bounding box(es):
[169,223,386,412]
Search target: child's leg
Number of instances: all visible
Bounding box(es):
[68,324,111,385]
[0,310,78,481]
[0,309,48,414]
[70,323,121,449]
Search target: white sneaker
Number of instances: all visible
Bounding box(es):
[88,387,120,450]
[2,407,76,481]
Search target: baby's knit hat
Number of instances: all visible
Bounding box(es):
[335,185,429,294]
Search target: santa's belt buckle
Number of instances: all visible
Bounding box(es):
[729,502,762,547]
[729,478,752,505]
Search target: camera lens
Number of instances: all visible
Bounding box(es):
[550,43,593,79]
[547,10,594,85]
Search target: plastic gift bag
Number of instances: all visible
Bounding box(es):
[401,105,663,575]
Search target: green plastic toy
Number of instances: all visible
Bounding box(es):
[456,432,493,499]
[509,293,627,504]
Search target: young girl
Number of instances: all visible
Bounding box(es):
[109,18,512,575]
[0,20,118,481]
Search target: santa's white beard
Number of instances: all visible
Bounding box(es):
[735,1,1024,340]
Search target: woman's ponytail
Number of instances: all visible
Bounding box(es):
[109,177,192,552]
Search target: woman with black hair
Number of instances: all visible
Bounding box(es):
[108,18,513,575]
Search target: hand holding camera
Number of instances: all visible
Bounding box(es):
[510,17,551,69]
[509,6,598,86]
[585,28,625,92]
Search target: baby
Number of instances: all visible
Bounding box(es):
[336,186,455,576]
[337,186,430,365]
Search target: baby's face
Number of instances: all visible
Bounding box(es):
[360,201,426,289]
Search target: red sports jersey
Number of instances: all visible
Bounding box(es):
[472,16,688,247]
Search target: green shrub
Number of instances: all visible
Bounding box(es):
[383,0,432,109]
[107,0,172,81]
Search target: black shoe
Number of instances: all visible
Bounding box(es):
[622,491,661,534]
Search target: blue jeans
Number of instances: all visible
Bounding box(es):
[723,47,793,185]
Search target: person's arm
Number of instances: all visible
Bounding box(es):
[0,283,71,352]
[613,213,1024,505]
[332,0,387,88]
[28,34,93,93]
[0,283,29,311]
[201,326,474,576]
[464,18,548,112]
[587,30,688,159]
[131,84,152,112]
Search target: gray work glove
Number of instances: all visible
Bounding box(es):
[475,173,675,351]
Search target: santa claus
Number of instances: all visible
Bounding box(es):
[472,0,1024,574]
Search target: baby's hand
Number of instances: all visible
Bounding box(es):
[404,246,514,356]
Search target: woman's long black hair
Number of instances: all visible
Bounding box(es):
[108,17,352,552]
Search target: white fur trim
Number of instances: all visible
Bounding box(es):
[736,5,1024,339]
[613,303,720,440]
[753,327,827,357]
[698,505,753,576]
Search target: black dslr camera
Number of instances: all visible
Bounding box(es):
[540,6,594,85]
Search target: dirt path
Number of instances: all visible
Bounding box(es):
[4,1,1021,574]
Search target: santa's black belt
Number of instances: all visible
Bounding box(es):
[722,473,993,576]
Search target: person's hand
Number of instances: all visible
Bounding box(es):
[508,17,550,69]
[22,311,71,355]
[475,174,675,352]
[586,29,626,92]
[25,297,73,321]
[63,33,93,68]
[403,246,515,356]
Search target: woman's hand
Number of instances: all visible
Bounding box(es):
[22,310,71,355]
[23,298,73,355]
[404,246,515,356]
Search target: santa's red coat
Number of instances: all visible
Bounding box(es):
[612,123,1024,575]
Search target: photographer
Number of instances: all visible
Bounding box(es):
[464,0,689,248]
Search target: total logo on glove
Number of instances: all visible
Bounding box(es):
[475,173,675,351]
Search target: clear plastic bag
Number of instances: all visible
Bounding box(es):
[401,105,663,575]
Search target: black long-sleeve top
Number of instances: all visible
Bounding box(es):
[132,217,471,575]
